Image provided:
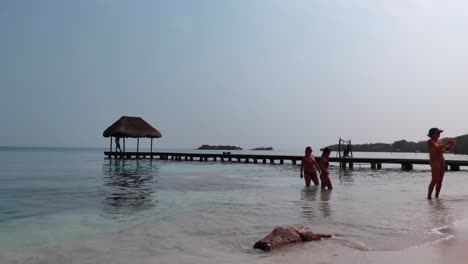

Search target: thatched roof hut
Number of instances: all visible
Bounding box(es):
[103,116,161,138]
[103,116,162,154]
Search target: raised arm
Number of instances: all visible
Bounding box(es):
[428,140,445,153]
[312,157,321,173]
[445,138,457,151]
[318,158,327,172]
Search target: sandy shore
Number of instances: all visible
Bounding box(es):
[361,219,468,264]
[2,221,468,264]
[243,219,468,264]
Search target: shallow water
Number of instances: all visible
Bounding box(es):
[1,148,468,263]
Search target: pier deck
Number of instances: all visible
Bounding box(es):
[104,151,468,171]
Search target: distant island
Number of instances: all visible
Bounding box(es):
[197,145,242,150]
[251,147,273,151]
[326,134,468,155]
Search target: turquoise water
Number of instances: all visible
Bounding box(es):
[1,148,468,263]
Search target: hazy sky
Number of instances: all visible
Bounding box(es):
[2,0,468,150]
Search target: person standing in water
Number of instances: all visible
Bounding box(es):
[319,147,333,189]
[115,137,122,152]
[427,128,456,199]
[300,146,320,187]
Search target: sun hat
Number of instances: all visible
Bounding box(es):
[427,127,443,137]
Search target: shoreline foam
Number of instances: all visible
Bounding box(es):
[361,219,468,264]
[1,220,468,264]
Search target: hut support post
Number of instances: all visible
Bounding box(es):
[150,138,153,159]
[123,138,126,153]
[110,137,112,153]
[136,138,140,159]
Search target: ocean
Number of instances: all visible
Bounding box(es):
[1,147,468,263]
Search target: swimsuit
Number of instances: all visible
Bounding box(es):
[304,171,318,178]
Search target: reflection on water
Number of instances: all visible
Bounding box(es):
[319,190,332,219]
[338,169,354,186]
[101,159,159,219]
[301,186,319,202]
[427,199,451,230]
[300,187,333,222]
[300,186,318,222]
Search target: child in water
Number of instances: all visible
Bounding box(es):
[319,147,333,189]
[427,128,456,199]
[300,146,320,186]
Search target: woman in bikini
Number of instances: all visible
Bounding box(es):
[427,128,456,199]
[300,146,320,187]
[319,147,333,189]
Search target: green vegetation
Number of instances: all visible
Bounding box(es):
[197,145,242,150]
[251,147,273,151]
[327,134,468,154]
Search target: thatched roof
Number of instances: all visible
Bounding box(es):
[103,116,162,138]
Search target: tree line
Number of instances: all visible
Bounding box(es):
[326,134,468,155]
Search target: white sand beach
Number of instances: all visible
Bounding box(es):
[365,219,468,264]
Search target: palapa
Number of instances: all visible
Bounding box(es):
[103,116,162,138]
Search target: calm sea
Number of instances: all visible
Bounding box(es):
[1,147,468,263]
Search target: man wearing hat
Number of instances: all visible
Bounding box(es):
[427,128,457,199]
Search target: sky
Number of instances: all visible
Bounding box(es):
[1,0,468,150]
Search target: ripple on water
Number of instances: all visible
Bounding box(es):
[2,150,468,263]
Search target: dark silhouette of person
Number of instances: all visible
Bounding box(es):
[115,137,122,152]
[343,145,350,157]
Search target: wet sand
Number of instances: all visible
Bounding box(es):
[362,219,468,264]
[247,219,468,264]
[1,220,467,264]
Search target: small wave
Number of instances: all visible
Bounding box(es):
[404,216,468,250]
[439,194,468,202]
[331,236,371,251]
[453,218,468,226]
[403,225,456,250]
[432,225,453,235]
[408,235,454,249]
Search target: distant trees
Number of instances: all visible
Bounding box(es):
[391,140,426,152]
[251,147,273,151]
[197,145,242,150]
[452,134,468,155]
[326,134,468,154]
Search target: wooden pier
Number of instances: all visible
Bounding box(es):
[104,151,468,171]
